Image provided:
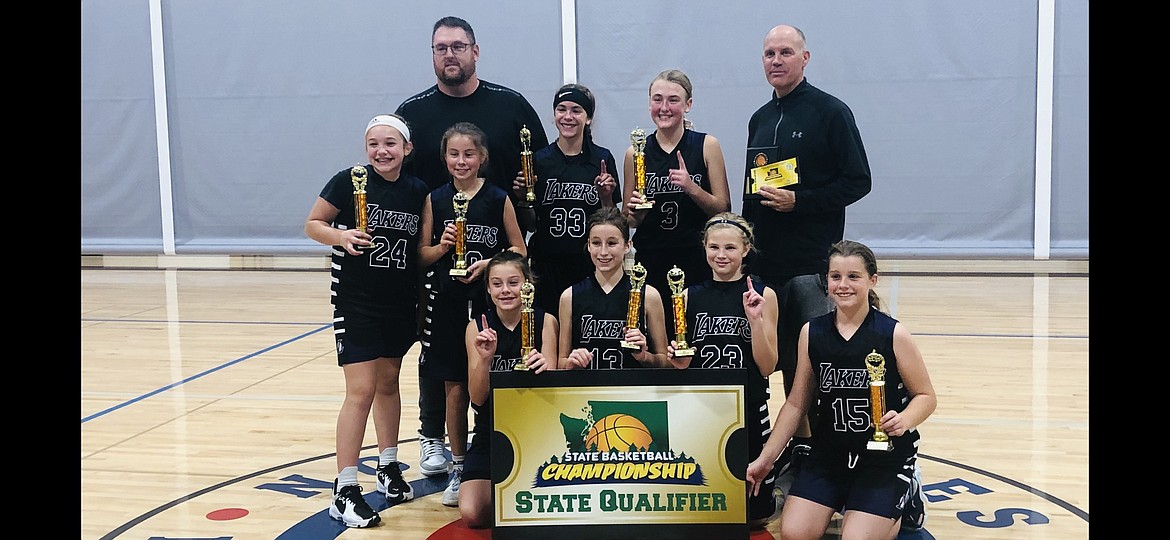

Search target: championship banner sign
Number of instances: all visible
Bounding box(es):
[489,369,749,540]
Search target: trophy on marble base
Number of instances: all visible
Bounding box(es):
[350,165,370,250]
[630,128,654,210]
[666,266,693,357]
[865,349,893,451]
[449,191,470,277]
[520,125,536,205]
[515,281,536,371]
[620,262,648,350]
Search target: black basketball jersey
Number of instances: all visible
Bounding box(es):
[426,181,513,299]
[529,142,622,256]
[318,167,429,316]
[807,308,919,458]
[569,273,650,369]
[684,275,771,407]
[470,306,548,437]
[631,129,711,254]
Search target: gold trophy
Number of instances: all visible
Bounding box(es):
[630,128,654,210]
[449,191,470,277]
[666,266,693,357]
[520,125,536,205]
[865,349,892,451]
[620,262,648,350]
[350,165,370,250]
[515,281,536,371]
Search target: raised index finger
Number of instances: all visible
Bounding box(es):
[675,150,686,169]
[481,313,489,330]
[600,159,607,176]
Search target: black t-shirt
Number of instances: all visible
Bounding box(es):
[631,129,711,255]
[684,275,771,407]
[396,80,549,199]
[529,141,621,256]
[469,306,549,436]
[425,181,514,299]
[568,273,651,369]
[807,308,918,459]
[318,167,429,315]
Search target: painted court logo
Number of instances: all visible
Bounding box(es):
[101,390,1088,538]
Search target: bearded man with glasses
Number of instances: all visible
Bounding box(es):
[395,15,547,506]
[398,16,547,198]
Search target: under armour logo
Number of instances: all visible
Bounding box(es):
[792,131,803,139]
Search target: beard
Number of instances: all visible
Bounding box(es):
[438,63,474,86]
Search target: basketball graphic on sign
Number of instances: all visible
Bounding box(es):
[584,414,653,452]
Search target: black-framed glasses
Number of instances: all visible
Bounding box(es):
[432,42,473,56]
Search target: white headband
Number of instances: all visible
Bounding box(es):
[366,114,411,142]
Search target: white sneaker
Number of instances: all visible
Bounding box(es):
[328,480,381,528]
[442,464,463,507]
[419,435,449,477]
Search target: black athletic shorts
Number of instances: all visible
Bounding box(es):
[333,307,418,365]
[463,430,491,481]
[788,447,914,519]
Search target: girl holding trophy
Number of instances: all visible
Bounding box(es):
[461,251,558,527]
[512,83,622,316]
[418,122,527,507]
[304,114,429,527]
[746,240,937,540]
[558,207,670,370]
[666,212,781,527]
[621,69,732,334]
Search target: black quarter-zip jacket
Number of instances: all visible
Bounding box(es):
[742,78,872,280]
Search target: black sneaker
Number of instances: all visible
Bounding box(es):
[329,479,381,528]
[901,461,927,531]
[376,462,415,505]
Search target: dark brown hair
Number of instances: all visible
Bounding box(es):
[828,239,882,311]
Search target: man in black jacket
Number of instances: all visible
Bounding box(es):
[740,22,876,520]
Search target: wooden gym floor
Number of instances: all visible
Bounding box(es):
[80,256,1089,539]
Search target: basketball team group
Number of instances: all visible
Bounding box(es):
[303,15,938,540]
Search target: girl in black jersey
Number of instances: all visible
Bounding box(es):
[512,83,621,315]
[305,114,428,527]
[418,122,527,507]
[746,240,938,540]
[558,207,670,370]
[622,69,732,335]
[666,212,780,527]
[460,251,558,527]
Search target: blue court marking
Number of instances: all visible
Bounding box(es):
[81,323,332,424]
[80,321,1086,422]
[98,449,1086,539]
[97,442,448,540]
[918,453,1089,522]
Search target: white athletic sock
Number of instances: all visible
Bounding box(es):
[337,465,359,488]
[379,447,398,467]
